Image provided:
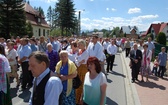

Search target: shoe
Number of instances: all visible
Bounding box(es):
[110,69,112,71]
[16,80,20,87]
[21,87,26,91]
[146,80,150,82]
[135,79,139,81]
[131,80,135,83]
[27,84,33,88]
[140,80,144,82]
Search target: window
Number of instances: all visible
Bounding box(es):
[43,29,45,36]
[39,28,41,36]
[38,18,41,23]
[47,30,49,36]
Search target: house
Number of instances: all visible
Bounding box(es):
[120,26,140,39]
[24,3,50,38]
[145,22,168,40]
[86,32,104,37]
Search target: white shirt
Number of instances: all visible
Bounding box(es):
[75,50,89,67]
[55,41,61,52]
[107,44,117,55]
[29,68,63,105]
[68,51,78,62]
[100,53,106,62]
[87,42,103,61]
[103,41,110,50]
[6,49,18,65]
[116,40,121,46]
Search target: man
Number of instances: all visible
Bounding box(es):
[49,36,58,52]
[116,38,121,52]
[158,47,167,78]
[103,38,110,60]
[87,35,103,61]
[38,36,47,52]
[146,37,155,56]
[129,43,142,83]
[124,38,131,57]
[28,51,63,105]
[106,40,117,72]
[18,38,32,90]
[30,38,38,52]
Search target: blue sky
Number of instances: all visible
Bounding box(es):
[29,0,168,31]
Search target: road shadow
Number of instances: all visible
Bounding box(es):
[135,81,166,90]
[10,87,19,98]
[148,75,159,81]
[162,77,168,81]
[113,64,118,66]
[110,71,126,78]
[18,89,31,102]
[106,97,118,105]
[106,78,113,83]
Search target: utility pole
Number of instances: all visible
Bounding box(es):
[78,11,81,36]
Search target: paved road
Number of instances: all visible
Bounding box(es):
[10,53,127,105]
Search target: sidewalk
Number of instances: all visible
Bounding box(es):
[121,51,168,105]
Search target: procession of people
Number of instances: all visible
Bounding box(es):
[0,34,167,105]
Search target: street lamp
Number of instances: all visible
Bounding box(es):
[77,9,85,36]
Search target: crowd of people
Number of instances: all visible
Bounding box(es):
[0,35,167,105]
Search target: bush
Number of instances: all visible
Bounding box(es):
[156,32,166,45]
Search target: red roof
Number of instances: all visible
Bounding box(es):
[24,3,49,28]
[151,24,161,35]
[145,23,168,36]
[159,23,167,32]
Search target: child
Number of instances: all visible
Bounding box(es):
[152,56,159,76]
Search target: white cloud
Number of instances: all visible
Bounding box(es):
[81,14,159,31]
[90,0,94,1]
[106,8,109,11]
[128,7,141,14]
[111,8,116,11]
[106,8,116,11]
[81,18,91,21]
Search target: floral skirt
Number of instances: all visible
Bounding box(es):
[140,66,151,76]
[60,89,76,105]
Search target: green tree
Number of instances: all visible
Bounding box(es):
[26,22,33,38]
[147,33,154,40]
[55,0,76,36]
[0,0,27,39]
[93,29,99,32]
[47,6,53,29]
[112,27,120,37]
[34,6,44,16]
[156,32,166,45]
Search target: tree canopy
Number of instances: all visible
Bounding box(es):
[0,0,27,39]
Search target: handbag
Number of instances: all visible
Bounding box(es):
[73,74,82,89]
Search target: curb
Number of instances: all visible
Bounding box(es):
[120,51,141,105]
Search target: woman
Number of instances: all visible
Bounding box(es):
[0,44,12,105]
[6,41,20,86]
[75,39,89,105]
[83,57,107,105]
[46,43,59,72]
[68,41,78,62]
[141,44,152,82]
[55,50,77,105]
